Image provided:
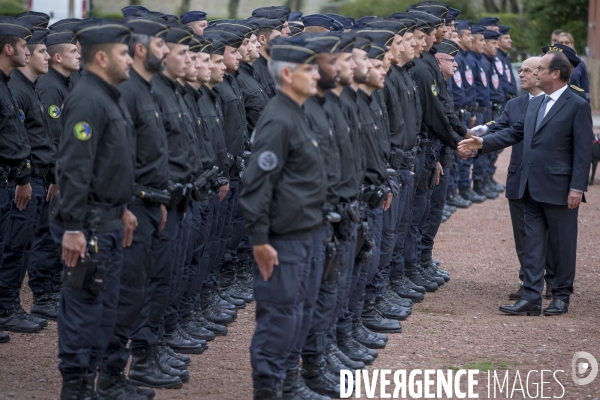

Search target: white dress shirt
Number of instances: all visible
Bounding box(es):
[541,84,568,118]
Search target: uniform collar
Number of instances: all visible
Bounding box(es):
[48,66,71,88]
[277,90,306,113]
[239,62,255,75]
[11,68,35,90]
[157,71,180,92]
[0,69,10,85]
[129,68,151,88]
[85,71,121,102]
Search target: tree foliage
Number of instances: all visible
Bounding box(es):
[0,0,26,16]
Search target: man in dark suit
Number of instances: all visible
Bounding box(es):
[459,51,593,316]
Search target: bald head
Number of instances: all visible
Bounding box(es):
[519,56,542,95]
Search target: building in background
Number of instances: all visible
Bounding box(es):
[588,0,599,109]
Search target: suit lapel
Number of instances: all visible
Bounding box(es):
[536,88,571,133]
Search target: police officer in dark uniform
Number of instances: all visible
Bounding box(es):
[7,26,57,327]
[99,18,184,396]
[49,19,136,398]
[181,11,208,35]
[0,17,34,341]
[497,25,518,101]
[239,36,328,400]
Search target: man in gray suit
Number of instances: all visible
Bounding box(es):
[459,51,593,316]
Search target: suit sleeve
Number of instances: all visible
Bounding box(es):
[481,113,525,154]
[240,119,289,245]
[570,104,593,192]
[488,98,514,133]
[56,98,104,230]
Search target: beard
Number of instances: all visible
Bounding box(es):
[354,67,368,84]
[144,49,165,74]
[318,68,338,90]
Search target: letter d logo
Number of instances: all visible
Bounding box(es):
[572,351,598,386]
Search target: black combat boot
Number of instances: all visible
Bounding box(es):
[336,337,374,364]
[0,307,42,333]
[60,372,99,400]
[405,263,438,292]
[219,290,246,309]
[419,263,445,285]
[31,292,58,321]
[384,288,414,308]
[421,260,450,282]
[486,173,505,192]
[458,187,486,203]
[324,347,354,377]
[254,381,283,400]
[446,190,472,208]
[327,343,365,370]
[374,297,410,321]
[155,343,187,369]
[151,346,190,383]
[201,292,235,325]
[222,278,254,303]
[236,259,254,289]
[181,315,216,341]
[15,303,47,328]
[474,179,498,199]
[128,348,183,389]
[351,319,386,349]
[282,366,329,400]
[0,330,8,343]
[390,276,425,302]
[96,370,148,400]
[302,354,342,398]
[191,310,228,336]
[159,338,191,364]
[164,326,206,355]
[361,299,403,333]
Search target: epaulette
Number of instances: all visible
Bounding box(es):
[485,120,495,126]
[570,84,584,92]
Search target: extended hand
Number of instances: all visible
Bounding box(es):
[122,209,138,247]
[567,190,583,209]
[253,244,279,281]
[458,136,483,153]
[62,232,87,267]
[15,183,32,211]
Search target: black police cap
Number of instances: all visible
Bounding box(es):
[407,1,449,19]
[478,17,499,27]
[252,6,291,21]
[203,27,244,49]
[288,24,305,37]
[73,19,132,46]
[188,35,205,53]
[289,12,303,22]
[445,7,461,24]
[16,11,50,29]
[542,44,581,67]
[367,41,387,60]
[499,25,510,35]
[46,29,76,47]
[354,16,378,29]
[200,37,214,54]
[209,20,255,38]
[353,33,372,52]
[392,12,431,32]
[270,36,317,64]
[471,25,485,35]
[301,14,343,31]
[366,19,411,38]
[246,17,285,31]
[122,5,149,18]
[300,33,342,53]
[433,38,459,55]
[334,32,356,53]
[29,28,49,46]
[325,14,355,30]
[126,17,169,38]
[181,11,207,24]
[164,24,194,45]
[0,17,32,40]
[483,29,501,40]
[163,15,180,23]
[455,20,472,32]
[49,18,82,31]
[406,10,443,29]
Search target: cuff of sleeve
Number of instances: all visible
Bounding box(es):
[570,188,584,193]
[250,233,269,246]
[63,221,84,231]
[15,175,29,185]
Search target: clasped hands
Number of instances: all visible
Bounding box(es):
[456,129,484,160]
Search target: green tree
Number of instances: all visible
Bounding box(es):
[337,0,480,22]
[0,0,26,16]
[523,0,588,54]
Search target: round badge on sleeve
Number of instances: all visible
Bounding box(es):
[48,105,61,119]
[73,122,92,141]
[257,150,278,172]
[18,109,25,122]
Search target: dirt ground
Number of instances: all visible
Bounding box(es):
[1,148,599,400]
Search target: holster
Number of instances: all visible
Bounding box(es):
[178,183,193,213]
[441,146,454,169]
[323,237,344,283]
[417,167,433,193]
[389,148,405,170]
[229,155,246,179]
[168,182,184,208]
[387,176,400,197]
[192,167,219,201]
[134,184,171,205]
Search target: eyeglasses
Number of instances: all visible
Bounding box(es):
[517,68,534,74]
[535,66,555,72]
[437,57,455,63]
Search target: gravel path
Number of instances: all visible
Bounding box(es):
[1,148,599,400]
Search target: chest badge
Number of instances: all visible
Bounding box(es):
[48,105,61,119]
[73,121,92,141]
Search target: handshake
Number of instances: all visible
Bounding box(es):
[455,127,486,159]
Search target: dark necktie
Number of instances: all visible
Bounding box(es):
[535,95,552,131]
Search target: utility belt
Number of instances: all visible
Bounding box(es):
[31,163,54,180]
[465,103,487,113]
[419,138,434,152]
[456,108,467,119]
[505,94,516,101]
[323,236,344,283]
[355,219,374,264]
[229,151,250,180]
[191,166,220,202]
[389,147,406,170]
[133,184,171,207]
[0,160,31,187]
[491,102,503,120]
[358,183,390,210]
[332,200,361,242]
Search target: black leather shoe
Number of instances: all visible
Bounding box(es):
[160,341,191,365]
[459,187,485,203]
[128,348,183,389]
[337,337,374,365]
[352,319,386,349]
[125,379,155,399]
[31,292,58,321]
[181,317,216,341]
[0,331,9,343]
[324,348,354,377]
[509,284,523,300]
[328,343,365,370]
[446,191,472,208]
[164,328,206,354]
[487,174,505,192]
[155,343,187,369]
[384,289,413,308]
[15,303,47,328]
[201,293,235,325]
[362,299,403,333]
[223,279,255,303]
[405,266,438,292]
[543,298,568,316]
[282,366,329,400]
[0,308,42,333]
[445,204,457,214]
[499,299,541,316]
[177,325,208,349]
[419,265,445,285]
[219,291,246,309]
[389,277,424,302]
[97,370,148,400]
[153,346,190,383]
[422,261,450,283]
[302,354,342,398]
[474,180,498,199]
[191,311,228,336]
[375,297,410,321]
[60,372,97,400]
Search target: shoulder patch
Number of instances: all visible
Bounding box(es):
[257,150,278,172]
[48,105,61,119]
[431,83,438,97]
[570,84,584,92]
[18,109,25,122]
[73,122,92,141]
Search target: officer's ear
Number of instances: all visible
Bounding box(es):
[280,65,295,86]
[134,42,147,59]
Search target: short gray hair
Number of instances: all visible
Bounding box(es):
[267,59,297,89]
[128,33,153,57]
